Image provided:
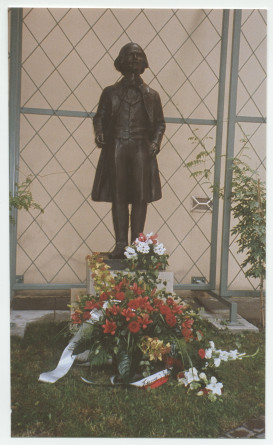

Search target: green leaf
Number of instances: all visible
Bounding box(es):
[117,349,131,381]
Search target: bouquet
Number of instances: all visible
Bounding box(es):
[124,232,169,271]
[72,253,201,384]
[41,252,255,400]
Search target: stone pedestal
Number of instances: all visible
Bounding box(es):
[86,257,174,294]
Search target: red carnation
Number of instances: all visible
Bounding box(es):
[128,321,141,333]
[115,291,125,301]
[82,311,91,321]
[164,356,175,368]
[160,305,172,316]
[198,348,206,359]
[165,313,177,327]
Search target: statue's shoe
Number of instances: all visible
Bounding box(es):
[109,244,127,259]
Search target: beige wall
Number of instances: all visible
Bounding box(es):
[14,8,266,290]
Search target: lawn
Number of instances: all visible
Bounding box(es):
[10,319,265,438]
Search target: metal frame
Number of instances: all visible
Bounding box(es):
[172,9,229,292]
[219,9,266,302]
[9,8,23,296]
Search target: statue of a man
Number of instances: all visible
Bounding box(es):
[92,42,166,259]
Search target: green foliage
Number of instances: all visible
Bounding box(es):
[9,175,44,221]
[230,158,266,281]
[185,132,266,325]
[117,348,131,381]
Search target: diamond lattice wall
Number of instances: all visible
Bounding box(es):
[14,8,266,289]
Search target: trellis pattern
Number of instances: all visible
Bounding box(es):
[11,8,266,291]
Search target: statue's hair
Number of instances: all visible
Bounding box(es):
[114,43,148,75]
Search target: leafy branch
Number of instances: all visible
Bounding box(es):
[185,131,266,327]
[9,175,44,221]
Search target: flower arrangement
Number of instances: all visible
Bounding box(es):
[124,232,169,271]
[64,253,256,399]
[177,341,249,401]
[72,253,201,385]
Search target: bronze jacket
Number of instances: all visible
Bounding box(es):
[91,77,166,203]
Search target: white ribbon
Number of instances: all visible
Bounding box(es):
[39,307,103,384]
[39,302,171,387]
[81,368,171,388]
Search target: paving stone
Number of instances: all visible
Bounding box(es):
[225,427,256,438]
[10,310,70,337]
[244,416,265,433]
[255,432,265,438]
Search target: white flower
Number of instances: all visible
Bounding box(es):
[183,367,200,386]
[124,246,137,259]
[209,341,215,350]
[214,357,221,367]
[205,348,212,359]
[219,350,229,362]
[199,372,207,381]
[206,376,223,396]
[228,349,239,360]
[153,243,166,255]
[146,232,154,244]
[136,241,150,254]
[197,390,205,396]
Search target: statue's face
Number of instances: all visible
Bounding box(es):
[123,44,145,74]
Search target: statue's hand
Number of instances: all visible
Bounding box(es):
[95,133,106,148]
[150,142,159,157]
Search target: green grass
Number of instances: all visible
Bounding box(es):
[11,321,265,438]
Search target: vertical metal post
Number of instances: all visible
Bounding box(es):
[209,9,229,289]
[9,8,23,297]
[220,10,242,308]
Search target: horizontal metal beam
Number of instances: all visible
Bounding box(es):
[217,289,260,297]
[20,107,217,126]
[165,117,216,125]
[21,107,95,119]
[13,283,87,291]
[13,282,213,291]
[174,284,212,291]
[236,115,266,124]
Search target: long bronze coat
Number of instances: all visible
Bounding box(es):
[91,78,166,203]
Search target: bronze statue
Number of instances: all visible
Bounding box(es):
[92,43,165,259]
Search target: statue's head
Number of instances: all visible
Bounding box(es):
[114,43,149,75]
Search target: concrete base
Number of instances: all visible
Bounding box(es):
[199,308,259,332]
[195,292,260,332]
[70,288,87,312]
[10,310,70,338]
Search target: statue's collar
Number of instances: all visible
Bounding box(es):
[120,76,143,88]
